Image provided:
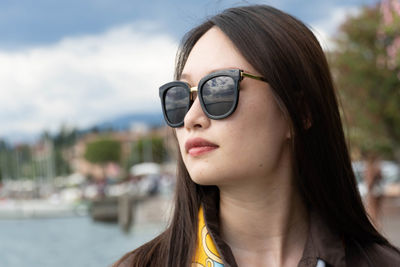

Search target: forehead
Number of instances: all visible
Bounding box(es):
[181,27,257,84]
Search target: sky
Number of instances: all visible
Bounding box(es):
[0,0,379,143]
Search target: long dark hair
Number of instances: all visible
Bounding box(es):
[114,5,393,267]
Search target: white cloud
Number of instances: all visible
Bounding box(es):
[309,6,362,51]
[0,22,178,140]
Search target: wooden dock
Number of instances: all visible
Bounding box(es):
[90,193,172,232]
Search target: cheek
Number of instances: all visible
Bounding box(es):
[173,91,290,185]
[223,96,289,168]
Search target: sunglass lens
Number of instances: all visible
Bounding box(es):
[202,76,236,116]
[164,86,190,125]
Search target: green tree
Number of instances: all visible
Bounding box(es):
[84,138,122,164]
[125,135,168,171]
[16,144,34,179]
[331,3,400,160]
[52,125,78,176]
[151,136,167,163]
[0,140,7,181]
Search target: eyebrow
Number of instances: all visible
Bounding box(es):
[180,73,191,82]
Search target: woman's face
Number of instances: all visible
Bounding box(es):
[176,27,291,187]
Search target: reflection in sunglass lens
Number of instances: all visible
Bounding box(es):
[202,76,235,116]
[165,86,189,124]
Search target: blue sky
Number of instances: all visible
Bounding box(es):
[0,0,378,48]
[0,0,379,142]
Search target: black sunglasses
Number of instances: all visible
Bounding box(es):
[159,69,267,128]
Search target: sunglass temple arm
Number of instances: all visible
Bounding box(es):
[241,71,266,82]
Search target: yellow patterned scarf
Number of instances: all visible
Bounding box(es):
[192,206,225,267]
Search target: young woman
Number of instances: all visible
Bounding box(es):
[114,5,400,267]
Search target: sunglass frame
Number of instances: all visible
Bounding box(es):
[159,69,265,128]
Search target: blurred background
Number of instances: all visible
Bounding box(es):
[0,0,399,266]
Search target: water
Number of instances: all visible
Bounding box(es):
[0,216,166,267]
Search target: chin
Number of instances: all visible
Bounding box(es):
[190,175,217,186]
[189,171,233,187]
[185,163,235,186]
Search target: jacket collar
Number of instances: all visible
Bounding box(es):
[299,211,346,267]
[201,188,346,267]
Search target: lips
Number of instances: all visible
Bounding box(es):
[185,137,219,156]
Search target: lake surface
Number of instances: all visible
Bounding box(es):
[0,216,166,267]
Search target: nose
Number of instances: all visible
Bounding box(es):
[183,92,211,130]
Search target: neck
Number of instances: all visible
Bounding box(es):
[218,169,308,266]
